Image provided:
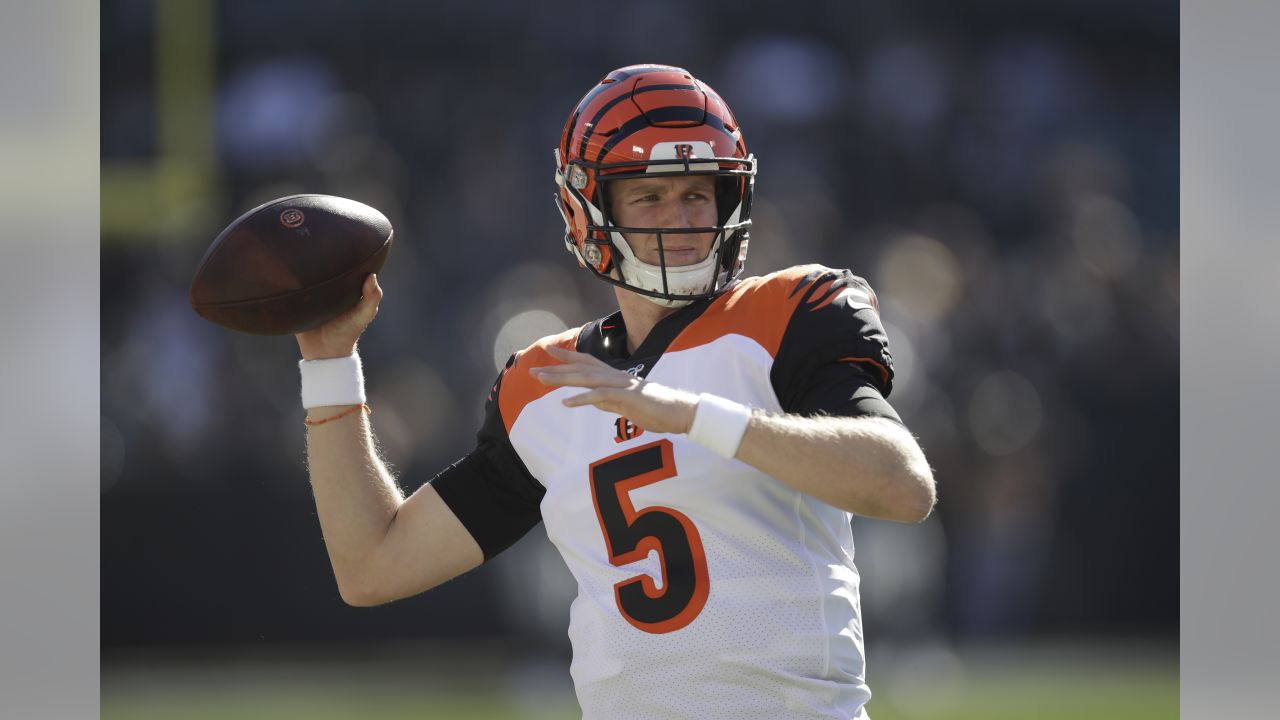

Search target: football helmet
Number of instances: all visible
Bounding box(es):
[554,64,756,307]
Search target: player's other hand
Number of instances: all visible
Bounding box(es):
[531,345,699,435]
[295,273,382,360]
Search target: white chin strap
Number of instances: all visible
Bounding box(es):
[578,194,743,307]
[609,229,725,308]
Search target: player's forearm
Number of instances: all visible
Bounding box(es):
[304,406,404,601]
[733,413,935,523]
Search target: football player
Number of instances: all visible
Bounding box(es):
[296,64,935,720]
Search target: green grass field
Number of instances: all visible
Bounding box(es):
[102,641,1177,720]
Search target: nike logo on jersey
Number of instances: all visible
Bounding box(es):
[830,286,874,312]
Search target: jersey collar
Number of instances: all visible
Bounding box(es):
[578,298,714,375]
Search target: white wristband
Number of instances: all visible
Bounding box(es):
[687,393,753,460]
[299,353,367,409]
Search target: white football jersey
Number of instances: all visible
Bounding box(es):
[433,265,898,720]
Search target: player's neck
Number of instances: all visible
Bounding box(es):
[613,287,682,355]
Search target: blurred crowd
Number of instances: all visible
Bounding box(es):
[102,0,1177,651]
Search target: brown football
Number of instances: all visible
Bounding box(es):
[189,194,393,335]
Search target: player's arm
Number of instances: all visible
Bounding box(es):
[532,269,935,523]
[303,412,484,606]
[533,348,933,523]
[735,279,936,522]
[731,412,934,523]
[297,275,483,607]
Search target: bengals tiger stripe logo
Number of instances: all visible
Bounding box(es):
[614,416,644,443]
[790,269,876,313]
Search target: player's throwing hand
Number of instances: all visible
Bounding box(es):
[295,273,383,361]
[531,345,699,434]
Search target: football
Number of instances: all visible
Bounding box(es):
[189,194,393,335]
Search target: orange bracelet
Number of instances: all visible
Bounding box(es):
[304,403,371,427]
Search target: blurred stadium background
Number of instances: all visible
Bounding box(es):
[101,0,1178,717]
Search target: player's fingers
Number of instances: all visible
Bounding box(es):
[533,362,606,377]
[353,288,380,328]
[538,361,633,382]
[548,365,631,385]
[566,388,634,416]
[529,366,575,386]
[532,367,630,388]
[562,389,607,408]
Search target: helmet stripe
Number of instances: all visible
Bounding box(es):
[565,80,620,161]
[575,83,699,160]
[594,108,730,163]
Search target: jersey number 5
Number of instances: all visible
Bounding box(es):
[589,439,709,634]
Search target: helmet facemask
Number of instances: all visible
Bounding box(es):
[554,64,756,306]
[556,154,755,307]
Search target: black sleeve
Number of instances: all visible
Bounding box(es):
[770,268,903,425]
[430,354,546,561]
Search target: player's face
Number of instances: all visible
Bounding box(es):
[607,175,718,267]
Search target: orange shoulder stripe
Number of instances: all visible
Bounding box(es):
[497,325,584,434]
[667,265,827,358]
[837,356,892,388]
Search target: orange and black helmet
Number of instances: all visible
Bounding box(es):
[554,64,756,306]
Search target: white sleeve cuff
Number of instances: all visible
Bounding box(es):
[687,393,753,459]
[299,353,366,409]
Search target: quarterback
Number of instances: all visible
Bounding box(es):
[295,64,935,719]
